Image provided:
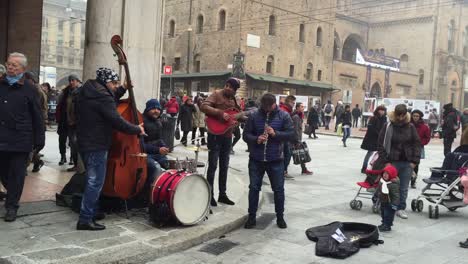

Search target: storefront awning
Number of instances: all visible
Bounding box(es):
[161,71,231,79]
[246,73,336,91]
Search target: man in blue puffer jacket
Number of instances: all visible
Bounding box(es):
[243,93,295,229]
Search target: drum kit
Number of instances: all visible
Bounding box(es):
[149,139,211,226]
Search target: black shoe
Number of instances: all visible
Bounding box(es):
[459,239,468,248]
[59,156,67,166]
[218,195,235,205]
[76,221,106,231]
[244,217,256,229]
[94,211,106,221]
[32,160,44,173]
[378,224,391,232]
[343,142,347,147]
[277,217,287,229]
[201,140,207,146]
[411,182,416,189]
[4,209,17,222]
[211,197,218,207]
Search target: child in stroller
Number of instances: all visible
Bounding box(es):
[411,151,468,219]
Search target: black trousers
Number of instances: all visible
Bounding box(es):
[68,128,78,165]
[0,151,29,210]
[232,126,241,148]
[444,137,454,156]
[58,132,68,156]
[352,117,359,128]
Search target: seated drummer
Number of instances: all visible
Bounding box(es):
[143,99,170,187]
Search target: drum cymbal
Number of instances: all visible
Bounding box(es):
[184,146,208,152]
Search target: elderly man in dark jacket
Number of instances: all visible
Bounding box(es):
[0,52,45,222]
[75,67,145,231]
[378,104,421,220]
[243,93,295,229]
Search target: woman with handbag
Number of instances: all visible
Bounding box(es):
[292,103,313,175]
[307,106,319,139]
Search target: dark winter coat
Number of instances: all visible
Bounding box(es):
[351,107,361,119]
[442,108,459,139]
[307,108,319,127]
[75,80,141,152]
[56,86,71,134]
[361,113,387,151]
[0,75,45,152]
[377,112,421,165]
[341,111,352,126]
[243,107,295,162]
[291,111,304,142]
[178,103,195,132]
[378,178,400,205]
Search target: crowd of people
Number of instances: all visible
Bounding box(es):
[2,51,468,247]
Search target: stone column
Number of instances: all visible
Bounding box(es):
[83,0,165,109]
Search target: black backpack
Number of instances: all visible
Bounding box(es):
[306,222,383,259]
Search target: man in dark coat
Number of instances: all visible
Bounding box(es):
[75,67,145,231]
[243,93,295,229]
[360,105,387,173]
[351,104,362,128]
[442,103,459,156]
[0,53,45,222]
[177,97,196,146]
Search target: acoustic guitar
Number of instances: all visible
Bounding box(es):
[205,108,246,135]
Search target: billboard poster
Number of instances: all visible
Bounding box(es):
[377,98,440,117]
[363,97,377,116]
[356,49,400,71]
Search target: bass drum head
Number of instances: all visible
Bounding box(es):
[172,174,211,225]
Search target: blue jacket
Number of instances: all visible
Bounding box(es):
[243,107,295,162]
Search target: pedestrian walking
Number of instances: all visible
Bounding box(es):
[323,100,334,130]
[279,95,296,179]
[192,97,206,145]
[165,96,179,117]
[410,110,430,188]
[352,104,362,128]
[306,106,319,139]
[292,102,313,175]
[0,52,45,222]
[334,101,344,132]
[442,103,459,156]
[378,104,421,220]
[360,105,387,173]
[243,93,295,229]
[428,108,439,138]
[177,97,195,146]
[341,105,352,147]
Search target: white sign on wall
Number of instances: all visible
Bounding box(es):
[247,34,261,48]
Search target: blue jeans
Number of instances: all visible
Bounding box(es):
[146,156,162,190]
[381,203,396,227]
[393,161,412,210]
[79,151,108,224]
[248,159,285,217]
[284,142,291,173]
[207,133,232,197]
[342,127,351,142]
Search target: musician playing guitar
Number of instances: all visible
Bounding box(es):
[201,77,243,207]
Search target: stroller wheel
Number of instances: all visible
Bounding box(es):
[411,199,417,212]
[349,200,357,209]
[355,200,363,210]
[434,206,439,219]
[448,207,458,212]
[416,200,424,212]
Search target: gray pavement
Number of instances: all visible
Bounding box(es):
[152,134,468,264]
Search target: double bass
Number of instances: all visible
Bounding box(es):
[103,35,147,200]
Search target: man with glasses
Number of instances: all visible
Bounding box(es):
[0,53,45,222]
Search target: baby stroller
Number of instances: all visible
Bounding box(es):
[350,152,383,213]
[411,152,468,219]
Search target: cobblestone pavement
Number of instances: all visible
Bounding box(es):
[151,134,468,264]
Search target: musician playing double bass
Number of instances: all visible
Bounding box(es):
[75,68,146,231]
[201,77,243,207]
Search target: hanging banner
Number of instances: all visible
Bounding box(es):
[356,49,400,71]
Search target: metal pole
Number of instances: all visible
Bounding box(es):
[186,0,193,74]
[429,0,441,101]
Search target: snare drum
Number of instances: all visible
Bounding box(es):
[150,170,211,225]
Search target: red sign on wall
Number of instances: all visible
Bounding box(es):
[164,66,173,75]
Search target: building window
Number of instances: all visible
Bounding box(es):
[68,57,74,65]
[418,69,424,85]
[317,70,322,81]
[316,27,323,47]
[400,54,408,70]
[194,55,201,72]
[173,57,181,71]
[169,20,175,37]
[464,26,468,58]
[57,55,63,64]
[269,15,276,36]
[266,55,274,74]
[58,20,64,31]
[448,19,455,53]
[219,10,226,31]
[289,65,295,77]
[299,24,305,43]
[306,63,313,80]
[197,15,204,34]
